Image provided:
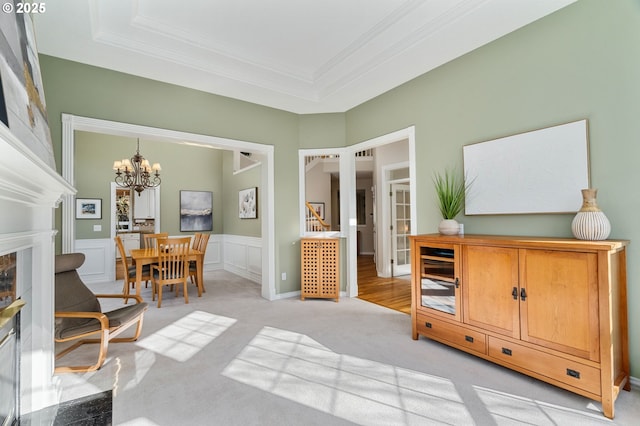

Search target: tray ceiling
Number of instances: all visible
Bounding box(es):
[34,0,577,113]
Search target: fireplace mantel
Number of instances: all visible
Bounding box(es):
[0,123,75,416]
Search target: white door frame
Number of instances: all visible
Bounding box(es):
[345,126,416,297]
[61,114,276,300]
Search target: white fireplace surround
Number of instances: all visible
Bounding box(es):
[0,124,75,415]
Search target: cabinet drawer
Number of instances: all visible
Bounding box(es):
[417,314,486,355]
[488,337,601,395]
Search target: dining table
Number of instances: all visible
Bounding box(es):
[129,247,204,299]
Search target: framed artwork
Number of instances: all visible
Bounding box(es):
[0,8,55,169]
[180,190,213,231]
[239,187,257,219]
[308,202,325,220]
[76,198,102,219]
[463,119,589,215]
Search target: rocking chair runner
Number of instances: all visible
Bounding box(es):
[54,253,148,373]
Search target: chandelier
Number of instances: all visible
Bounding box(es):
[113,139,161,195]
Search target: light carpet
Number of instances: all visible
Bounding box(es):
[52,270,640,425]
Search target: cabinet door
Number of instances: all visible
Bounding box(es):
[463,245,520,338]
[318,239,339,298]
[133,190,155,219]
[146,190,155,218]
[519,249,599,361]
[301,239,320,297]
[416,243,461,321]
[123,235,140,257]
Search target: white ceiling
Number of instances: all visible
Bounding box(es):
[34,0,577,114]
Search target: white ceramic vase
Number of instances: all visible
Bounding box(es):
[571,189,611,240]
[438,219,460,235]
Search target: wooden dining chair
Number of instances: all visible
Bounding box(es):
[141,233,168,287]
[151,237,191,307]
[189,233,210,292]
[191,232,203,251]
[143,232,169,249]
[115,235,151,303]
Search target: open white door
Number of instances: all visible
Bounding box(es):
[390,183,411,276]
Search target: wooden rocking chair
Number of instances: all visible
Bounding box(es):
[54,253,148,373]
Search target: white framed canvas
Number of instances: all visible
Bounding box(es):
[239,187,257,219]
[463,119,589,215]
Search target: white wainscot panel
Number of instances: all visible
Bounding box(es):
[203,235,222,271]
[223,235,261,284]
[75,238,113,283]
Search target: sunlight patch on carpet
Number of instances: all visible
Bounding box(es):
[136,311,236,362]
[222,326,473,425]
[474,386,611,425]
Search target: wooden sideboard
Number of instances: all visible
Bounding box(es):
[409,234,630,419]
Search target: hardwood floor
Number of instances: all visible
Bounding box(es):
[357,256,411,315]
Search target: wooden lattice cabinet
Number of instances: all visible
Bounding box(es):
[300,238,340,301]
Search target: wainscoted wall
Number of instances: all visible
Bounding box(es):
[223,235,262,284]
[76,234,260,285]
[76,238,112,283]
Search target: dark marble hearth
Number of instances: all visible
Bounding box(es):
[19,390,112,425]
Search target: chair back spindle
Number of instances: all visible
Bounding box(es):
[152,237,191,307]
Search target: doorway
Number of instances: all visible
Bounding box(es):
[298,126,416,305]
[348,126,416,312]
[61,114,276,300]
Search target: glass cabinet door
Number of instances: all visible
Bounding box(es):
[419,245,460,319]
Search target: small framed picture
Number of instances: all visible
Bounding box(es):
[239,187,258,219]
[76,198,102,219]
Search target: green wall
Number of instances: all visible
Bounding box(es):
[222,151,261,237]
[40,55,301,294]
[40,0,640,375]
[346,0,640,376]
[75,131,224,238]
[298,113,346,149]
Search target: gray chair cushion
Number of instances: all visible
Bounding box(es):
[127,264,151,278]
[54,253,148,340]
[153,265,185,280]
[106,303,148,328]
[55,302,148,339]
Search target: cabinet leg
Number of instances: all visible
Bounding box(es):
[602,403,614,420]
